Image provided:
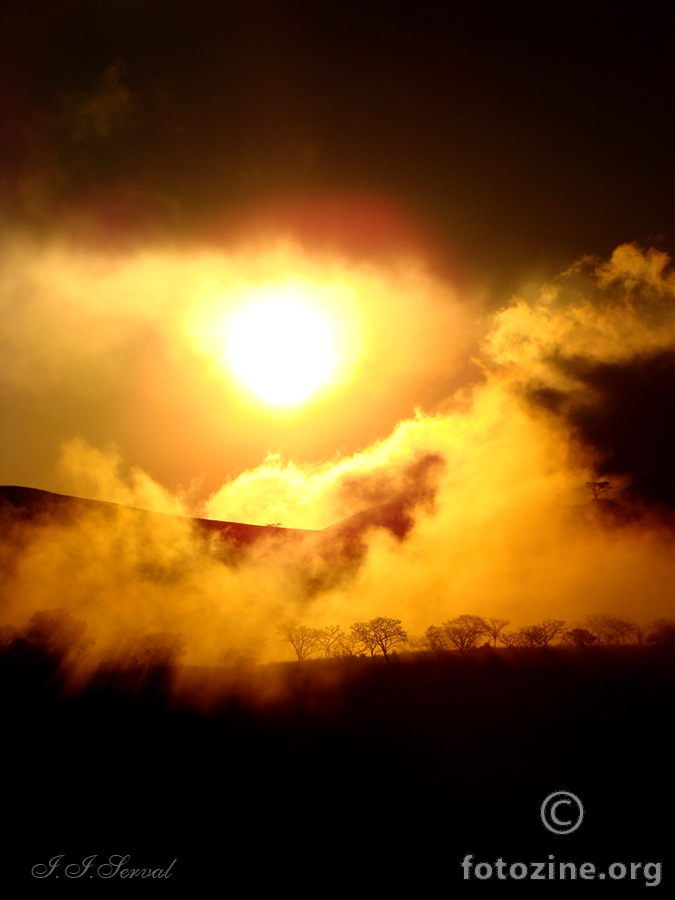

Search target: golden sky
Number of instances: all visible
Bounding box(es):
[3,228,675,664]
[2,3,675,664]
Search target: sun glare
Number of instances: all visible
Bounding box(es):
[183,257,367,410]
[225,287,337,406]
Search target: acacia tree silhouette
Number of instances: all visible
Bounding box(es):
[586,480,611,500]
[279,622,322,660]
[425,624,452,651]
[583,613,638,645]
[313,625,343,658]
[350,617,407,660]
[565,627,597,647]
[442,614,489,650]
[331,630,365,657]
[502,619,567,647]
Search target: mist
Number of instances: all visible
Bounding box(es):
[2,238,675,667]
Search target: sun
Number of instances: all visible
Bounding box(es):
[224,286,337,406]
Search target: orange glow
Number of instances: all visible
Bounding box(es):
[4,232,473,495]
[224,286,337,406]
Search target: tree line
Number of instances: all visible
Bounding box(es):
[2,608,674,672]
[279,617,408,661]
[280,612,675,660]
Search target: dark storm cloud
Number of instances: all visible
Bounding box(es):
[2,2,674,284]
[335,451,445,539]
[490,244,675,508]
[530,351,675,508]
[292,452,446,596]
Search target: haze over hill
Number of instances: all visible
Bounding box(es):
[3,5,675,885]
[0,483,318,544]
[2,5,675,669]
[0,481,448,665]
[2,455,675,670]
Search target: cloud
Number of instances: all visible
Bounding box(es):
[485,244,675,504]
[3,242,675,669]
[57,437,189,515]
[0,226,478,492]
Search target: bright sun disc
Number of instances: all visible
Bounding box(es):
[225,289,336,406]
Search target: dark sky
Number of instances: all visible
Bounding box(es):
[2,1,673,291]
[3,1,675,644]
[2,0,675,508]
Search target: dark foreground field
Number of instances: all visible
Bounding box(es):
[3,646,673,890]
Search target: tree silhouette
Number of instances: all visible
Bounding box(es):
[647,618,675,646]
[218,649,258,668]
[442,615,489,651]
[502,619,567,648]
[586,480,611,500]
[565,627,597,648]
[531,619,567,646]
[278,622,322,661]
[350,617,407,659]
[332,630,366,657]
[485,617,510,648]
[584,613,638,645]
[313,625,344,658]
[0,609,94,674]
[604,616,638,644]
[425,624,452,652]
[131,631,186,668]
[23,609,94,662]
[0,625,18,650]
[500,630,530,648]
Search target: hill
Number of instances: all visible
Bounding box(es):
[0,483,317,549]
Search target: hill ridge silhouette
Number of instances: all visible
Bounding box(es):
[0,483,318,546]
